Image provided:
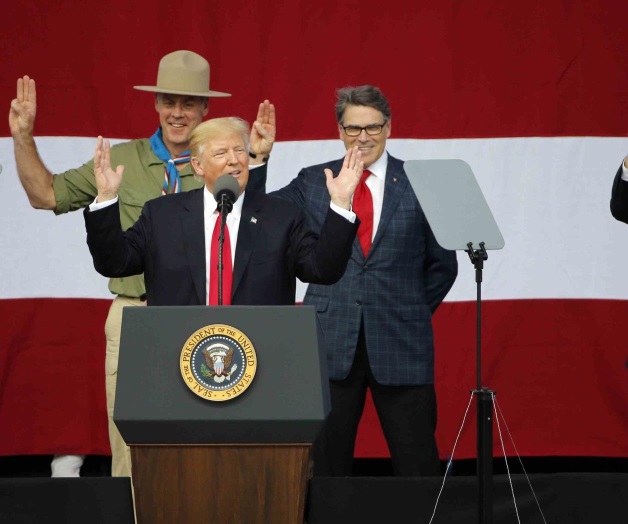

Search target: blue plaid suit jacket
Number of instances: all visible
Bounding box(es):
[271,154,458,385]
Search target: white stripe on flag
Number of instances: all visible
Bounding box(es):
[1,136,628,301]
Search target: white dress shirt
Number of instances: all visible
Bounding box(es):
[359,152,389,241]
[204,186,243,303]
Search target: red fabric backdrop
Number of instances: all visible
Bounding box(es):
[1,0,628,459]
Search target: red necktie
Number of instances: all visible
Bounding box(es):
[209,214,233,305]
[352,169,373,256]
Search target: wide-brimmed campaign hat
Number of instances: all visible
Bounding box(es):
[134,50,231,98]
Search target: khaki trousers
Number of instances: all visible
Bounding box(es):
[105,295,145,477]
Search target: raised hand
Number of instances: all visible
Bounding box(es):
[325,146,364,210]
[249,99,276,160]
[94,136,124,203]
[9,76,37,138]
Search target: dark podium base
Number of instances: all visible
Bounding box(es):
[131,444,312,524]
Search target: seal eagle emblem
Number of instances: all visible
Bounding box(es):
[179,324,257,401]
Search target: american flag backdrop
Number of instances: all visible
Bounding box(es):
[1,0,627,460]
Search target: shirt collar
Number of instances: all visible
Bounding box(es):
[365,151,388,181]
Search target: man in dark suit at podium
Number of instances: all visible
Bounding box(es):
[84,117,362,306]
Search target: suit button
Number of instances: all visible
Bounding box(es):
[355,299,362,305]
[363,265,368,270]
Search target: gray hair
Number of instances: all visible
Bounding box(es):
[334,85,391,124]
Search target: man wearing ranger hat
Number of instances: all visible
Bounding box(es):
[9,50,276,478]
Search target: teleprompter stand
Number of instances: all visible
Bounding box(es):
[405,159,505,524]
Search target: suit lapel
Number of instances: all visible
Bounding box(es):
[232,191,264,297]
[181,190,207,304]
[370,156,408,255]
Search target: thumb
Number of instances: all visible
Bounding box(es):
[324,168,333,185]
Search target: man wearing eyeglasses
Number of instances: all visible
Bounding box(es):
[270,85,458,477]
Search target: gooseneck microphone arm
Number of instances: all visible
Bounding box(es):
[211,175,240,305]
[217,203,229,305]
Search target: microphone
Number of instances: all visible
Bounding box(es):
[212,175,239,214]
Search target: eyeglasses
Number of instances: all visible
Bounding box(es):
[341,122,387,137]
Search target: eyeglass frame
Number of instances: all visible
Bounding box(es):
[340,121,388,137]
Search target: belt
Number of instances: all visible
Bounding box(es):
[118,294,147,301]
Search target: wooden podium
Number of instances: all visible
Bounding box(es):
[116,306,330,524]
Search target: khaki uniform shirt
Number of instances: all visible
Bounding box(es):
[52,138,203,298]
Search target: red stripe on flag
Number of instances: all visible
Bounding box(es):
[0,298,110,456]
[2,1,628,139]
[1,297,626,458]
[356,299,628,459]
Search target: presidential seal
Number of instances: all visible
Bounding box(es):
[180,324,257,401]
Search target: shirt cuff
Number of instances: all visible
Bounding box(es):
[330,201,357,223]
[89,195,119,211]
[622,158,628,181]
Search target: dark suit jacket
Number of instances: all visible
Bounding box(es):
[611,164,628,224]
[270,154,458,386]
[84,189,358,306]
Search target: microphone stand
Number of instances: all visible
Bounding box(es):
[217,195,230,306]
[212,175,237,306]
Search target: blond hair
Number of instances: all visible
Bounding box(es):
[189,117,250,157]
